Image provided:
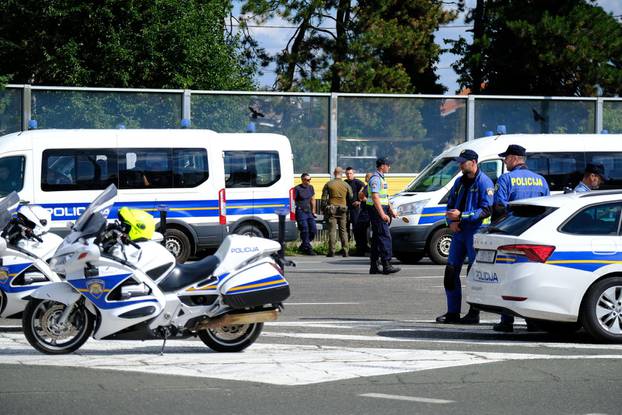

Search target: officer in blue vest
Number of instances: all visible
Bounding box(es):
[493,144,550,332]
[368,158,400,275]
[436,149,494,324]
[574,163,607,193]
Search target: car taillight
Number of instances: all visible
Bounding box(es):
[289,187,296,221]
[497,244,555,263]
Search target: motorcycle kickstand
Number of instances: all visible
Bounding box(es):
[159,327,171,356]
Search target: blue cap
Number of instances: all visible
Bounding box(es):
[454,149,478,163]
[376,157,391,167]
[498,144,526,158]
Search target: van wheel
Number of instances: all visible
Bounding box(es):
[164,228,192,263]
[428,227,452,265]
[581,276,622,343]
[395,253,423,264]
[234,224,266,238]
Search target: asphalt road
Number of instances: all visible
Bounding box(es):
[1,256,621,415]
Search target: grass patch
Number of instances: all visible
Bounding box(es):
[284,240,357,256]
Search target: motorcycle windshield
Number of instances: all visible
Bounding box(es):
[74,184,117,232]
[0,191,20,231]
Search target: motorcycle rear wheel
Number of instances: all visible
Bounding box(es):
[198,322,263,352]
[23,299,93,355]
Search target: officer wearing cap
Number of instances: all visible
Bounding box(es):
[575,163,607,192]
[436,149,494,324]
[368,157,400,274]
[492,144,549,332]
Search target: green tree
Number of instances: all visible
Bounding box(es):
[241,0,459,93]
[450,0,622,96]
[0,0,256,90]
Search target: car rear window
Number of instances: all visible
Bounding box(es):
[484,205,558,236]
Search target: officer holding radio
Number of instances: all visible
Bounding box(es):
[492,144,549,332]
[436,149,494,324]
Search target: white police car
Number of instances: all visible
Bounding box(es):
[466,190,622,342]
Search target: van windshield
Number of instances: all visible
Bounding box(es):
[404,157,458,193]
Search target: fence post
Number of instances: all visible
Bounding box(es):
[329,93,338,174]
[182,89,191,124]
[596,97,604,134]
[467,95,475,141]
[22,85,31,132]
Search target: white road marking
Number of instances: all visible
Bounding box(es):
[0,332,620,386]
[262,330,622,350]
[286,302,360,305]
[359,393,454,404]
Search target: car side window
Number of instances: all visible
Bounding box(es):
[560,202,622,236]
[527,152,585,191]
[42,149,117,191]
[224,151,280,188]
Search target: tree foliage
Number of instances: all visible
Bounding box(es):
[0,0,256,90]
[450,0,622,96]
[241,0,459,93]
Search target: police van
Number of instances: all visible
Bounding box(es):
[0,129,296,262]
[391,133,622,265]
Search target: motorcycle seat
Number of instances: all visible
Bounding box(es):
[157,255,220,293]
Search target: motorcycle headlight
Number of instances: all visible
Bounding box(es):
[396,199,430,216]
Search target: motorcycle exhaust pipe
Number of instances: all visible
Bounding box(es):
[195,309,279,330]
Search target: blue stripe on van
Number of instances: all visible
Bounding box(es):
[40,198,290,221]
[417,206,446,225]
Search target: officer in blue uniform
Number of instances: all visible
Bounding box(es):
[436,149,494,324]
[493,144,550,332]
[368,158,400,275]
[574,163,607,193]
[294,173,317,255]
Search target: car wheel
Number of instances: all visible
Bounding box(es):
[581,276,622,343]
[234,224,266,238]
[428,227,452,265]
[395,253,423,264]
[164,228,192,264]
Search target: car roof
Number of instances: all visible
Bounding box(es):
[439,133,622,159]
[509,190,622,208]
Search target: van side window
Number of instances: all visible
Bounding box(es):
[478,159,503,184]
[173,149,209,187]
[560,202,622,235]
[118,149,172,189]
[224,151,281,188]
[0,156,25,195]
[42,149,117,191]
[587,153,622,190]
[526,152,585,191]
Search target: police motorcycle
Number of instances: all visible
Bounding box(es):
[23,184,290,354]
[0,192,64,319]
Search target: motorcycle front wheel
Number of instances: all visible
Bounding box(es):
[23,299,93,355]
[198,322,263,352]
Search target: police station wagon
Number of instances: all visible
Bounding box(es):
[390,133,622,265]
[466,190,622,342]
[0,129,297,262]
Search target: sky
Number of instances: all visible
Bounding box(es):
[234,0,622,94]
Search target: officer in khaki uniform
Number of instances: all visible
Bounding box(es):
[322,167,353,257]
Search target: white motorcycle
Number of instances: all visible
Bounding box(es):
[0,192,64,319]
[0,192,177,322]
[23,184,290,354]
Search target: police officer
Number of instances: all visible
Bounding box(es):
[493,144,549,332]
[436,149,493,324]
[322,167,353,257]
[294,173,317,255]
[575,163,607,192]
[368,158,400,275]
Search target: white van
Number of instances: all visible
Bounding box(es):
[390,133,622,265]
[0,129,296,262]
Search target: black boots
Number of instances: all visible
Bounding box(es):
[381,260,400,274]
[369,260,381,274]
[436,312,460,324]
[458,307,480,324]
